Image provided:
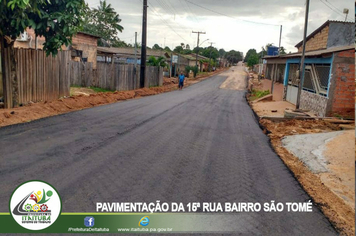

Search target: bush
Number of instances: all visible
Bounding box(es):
[185,66,198,77]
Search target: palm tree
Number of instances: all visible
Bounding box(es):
[147,56,167,68]
[94,0,123,33]
[83,0,124,46]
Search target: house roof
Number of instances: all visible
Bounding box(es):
[97,47,170,58]
[187,53,209,60]
[263,45,354,60]
[77,31,101,39]
[294,20,354,48]
[179,54,197,60]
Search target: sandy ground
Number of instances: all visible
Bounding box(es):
[282,130,355,210]
[260,119,355,236]
[0,68,227,128]
[219,65,247,90]
[247,74,296,117]
[70,87,96,96]
[321,130,355,210]
[252,101,296,117]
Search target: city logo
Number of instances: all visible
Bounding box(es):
[84,216,95,227]
[138,216,150,227]
[9,180,61,230]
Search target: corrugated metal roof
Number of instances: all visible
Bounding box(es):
[263,45,354,60]
[97,47,169,58]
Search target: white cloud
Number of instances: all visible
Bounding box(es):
[86,0,355,54]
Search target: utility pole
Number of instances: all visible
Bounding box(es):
[134,32,137,68]
[278,25,282,54]
[296,0,310,110]
[134,32,138,88]
[192,31,206,68]
[140,0,148,88]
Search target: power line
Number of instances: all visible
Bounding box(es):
[179,0,199,24]
[153,0,193,32]
[319,0,350,21]
[152,0,197,39]
[147,2,190,43]
[185,0,280,27]
[156,0,176,17]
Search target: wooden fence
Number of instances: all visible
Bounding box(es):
[2,48,71,108]
[1,48,163,108]
[70,62,163,91]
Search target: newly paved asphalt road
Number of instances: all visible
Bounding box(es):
[0,65,337,235]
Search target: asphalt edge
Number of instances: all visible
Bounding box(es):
[244,88,340,235]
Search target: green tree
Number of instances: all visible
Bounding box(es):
[112,40,128,47]
[244,49,257,63]
[147,56,167,68]
[279,46,286,55]
[219,49,226,58]
[247,53,259,67]
[0,0,86,107]
[173,45,184,54]
[164,46,172,52]
[225,50,243,64]
[83,0,124,46]
[152,44,163,50]
[201,46,219,60]
[192,46,203,54]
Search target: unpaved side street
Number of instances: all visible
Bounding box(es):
[219,63,247,90]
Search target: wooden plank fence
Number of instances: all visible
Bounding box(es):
[70,62,163,91]
[1,48,163,108]
[2,48,71,108]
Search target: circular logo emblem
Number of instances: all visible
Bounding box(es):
[9,180,61,230]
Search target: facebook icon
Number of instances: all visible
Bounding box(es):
[84,217,95,227]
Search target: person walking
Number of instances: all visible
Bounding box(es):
[178,72,185,90]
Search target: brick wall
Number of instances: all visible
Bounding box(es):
[14,28,46,49]
[71,33,98,69]
[329,49,355,118]
[297,26,329,52]
[72,33,97,47]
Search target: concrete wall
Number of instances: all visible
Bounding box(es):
[327,49,355,118]
[297,26,329,52]
[327,22,354,48]
[300,91,328,117]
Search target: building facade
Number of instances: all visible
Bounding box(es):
[263,20,354,118]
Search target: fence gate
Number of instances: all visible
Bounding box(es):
[286,64,299,104]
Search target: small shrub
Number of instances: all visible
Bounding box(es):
[185,66,198,77]
[251,89,270,98]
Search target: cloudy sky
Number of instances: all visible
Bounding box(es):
[86,0,354,55]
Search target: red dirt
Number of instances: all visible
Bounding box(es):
[0,68,228,127]
[260,119,355,236]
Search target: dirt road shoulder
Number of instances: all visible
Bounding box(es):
[0,68,229,128]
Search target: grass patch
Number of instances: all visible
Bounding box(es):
[249,89,270,101]
[197,72,209,76]
[89,87,114,93]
